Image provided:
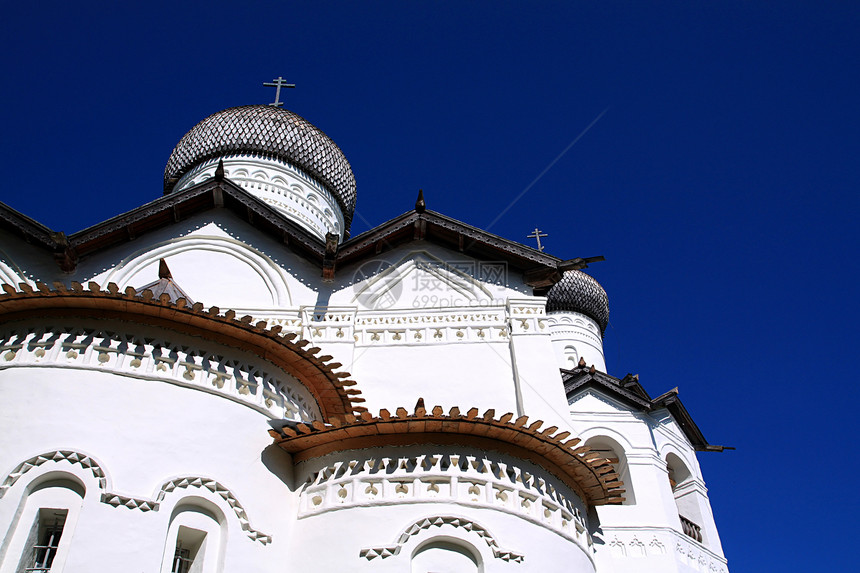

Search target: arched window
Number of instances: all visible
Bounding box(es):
[0,474,85,573]
[665,453,703,543]
[159,498,226,573]
[411,538,482,573]
[585,436,635,505]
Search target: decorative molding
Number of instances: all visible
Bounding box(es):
[271,404,625,506]
[298,453,589,548]
[301,306,356,343]
[545,312,603,346]
[599,527,727,572]
[103,234,293,308]
[347,300,508,345]
[177,156,345,240]
[0,281,365,417]
[359,515,523,563]
[507,299,549,336]
[0,450,272,545]
[155,476,272,544]
[0,450,108,499]
[100,492,158,512]
[0,325,317,421]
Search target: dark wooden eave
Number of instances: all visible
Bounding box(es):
[68,178,326,264]
[0,201,78,272]
[562,365,732,453]
[2,179,595,291]
[340,209,563,288]
[0,201,60,250]
[563,367,653,411]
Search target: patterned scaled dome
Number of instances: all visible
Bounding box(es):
[164,105,356,228]
[546,270,610,333]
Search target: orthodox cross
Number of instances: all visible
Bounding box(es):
[527,227,548,251]
[263,76,295,107]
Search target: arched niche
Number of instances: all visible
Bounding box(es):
[666,452,692,491]
[159,496,227,573]
[0,472,85,573]
[664,452,707,544]
[585,435,635,505]
[103,236,292,309]
[411,537,483,573]
[563,345,579,369]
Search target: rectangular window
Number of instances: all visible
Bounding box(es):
[17,509,67,573]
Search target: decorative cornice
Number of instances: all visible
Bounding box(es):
[599,526,727,572]
[0,281,365,419]
[269,402,625,506]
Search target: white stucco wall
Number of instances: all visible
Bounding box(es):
[0,366,296,572]
[288,445,595,572]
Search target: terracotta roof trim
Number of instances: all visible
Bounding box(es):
[0,281,365,419]
[269,403,626,506]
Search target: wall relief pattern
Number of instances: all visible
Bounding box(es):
[360,515,524,562]
[298,453,592,554]
[602,530,727,572]
[0,325,317,421]
[0,450,272,544]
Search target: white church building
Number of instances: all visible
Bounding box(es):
[0,100,730,572]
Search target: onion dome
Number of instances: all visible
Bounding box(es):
[546,270,610,333]
[164,105,356,229]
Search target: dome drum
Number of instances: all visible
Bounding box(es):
[175,155,345,241]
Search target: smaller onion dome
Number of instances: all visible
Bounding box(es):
[546,270,609,333]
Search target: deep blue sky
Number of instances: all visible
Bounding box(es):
[2,2,858,570]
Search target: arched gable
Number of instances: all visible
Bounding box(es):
[102,235,292,308]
